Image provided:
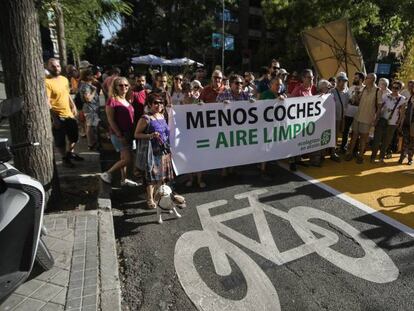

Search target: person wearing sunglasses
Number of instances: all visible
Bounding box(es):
[216,74,254,103]
[135,94,174,208]
[100,77,138,187]
[171,74,185,105]
[199,70,225,103]
[370,81,406,163]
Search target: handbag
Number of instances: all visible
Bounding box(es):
[135,116,155,171]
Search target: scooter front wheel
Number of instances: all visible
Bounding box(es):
[35,238,54,271]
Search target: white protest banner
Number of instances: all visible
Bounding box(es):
[169,94,335,175]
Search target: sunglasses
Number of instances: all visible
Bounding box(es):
[392,86,400,90]
[174,77,183,81]
[159,80,168,83]
[193,86,200,89]
[152,101,164,105]
[213,76,222,80]
[117,84,129,87]
[234,81,243,85]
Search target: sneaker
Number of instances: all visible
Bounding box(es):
[398,158,403,164]
[100,172,112,184]
[121,179,138,187]
[67,152,84,161]
[356,155,364,164]
[62,157,75,168]
[408,160,413,166]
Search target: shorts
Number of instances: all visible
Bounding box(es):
[52,117,79,148]
[84,112,100,127]
[352,121,371,134]
[110,134,135,152]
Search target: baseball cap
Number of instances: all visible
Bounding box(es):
[279,68,289,75]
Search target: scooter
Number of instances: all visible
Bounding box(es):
[0,98,54,303]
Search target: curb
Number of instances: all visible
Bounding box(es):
[97,179,122,311]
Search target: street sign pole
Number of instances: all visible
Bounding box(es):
[222,0,225,72]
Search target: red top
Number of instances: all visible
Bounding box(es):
[290,83,316,97]
[199,85,225,103]
[106,97,134,134]
[132,90,146,121]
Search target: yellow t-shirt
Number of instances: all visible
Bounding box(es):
[45,76,74,118]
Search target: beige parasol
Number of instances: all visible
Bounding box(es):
[302,18,366,79]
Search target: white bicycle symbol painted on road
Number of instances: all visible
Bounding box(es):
[174,189,399,311]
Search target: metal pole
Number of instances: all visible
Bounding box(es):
[222,0,225,72]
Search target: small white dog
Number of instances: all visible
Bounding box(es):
[153,184,186,224]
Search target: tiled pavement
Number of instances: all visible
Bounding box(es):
[0,120,121,311]
[0,212,99,311]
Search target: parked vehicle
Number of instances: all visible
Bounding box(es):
[0,98,54,303]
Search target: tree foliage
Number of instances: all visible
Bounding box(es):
[261,0,414,71]
[39,0,132,63]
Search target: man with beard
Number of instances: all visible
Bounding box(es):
[340,71,365,153]
[46,58,83,168]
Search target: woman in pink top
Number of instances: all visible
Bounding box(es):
[100,77,138,187]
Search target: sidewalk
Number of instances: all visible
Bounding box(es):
[0,131,121,311]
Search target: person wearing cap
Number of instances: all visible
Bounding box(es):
[190,80,203,100]
[277,68,289,94]
[79,60,92,71]
[329,72,349,162]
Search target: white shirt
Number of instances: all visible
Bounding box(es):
[380,94,406,125]
[171,91,185,105]
[346,85,363,117]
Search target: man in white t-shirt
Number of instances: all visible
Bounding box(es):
[371,80,406,163]
[341,71,365,153]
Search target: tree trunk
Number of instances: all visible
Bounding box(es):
[53,0,67,69]
[0,0,55,200]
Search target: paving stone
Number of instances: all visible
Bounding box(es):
[71,262,84,272]
[49,269,70,287]
[68,277,83,289]
[65,297,81,309]
[82,294,97,308]
[66,287,82,301]
[50,287,67,305]
[14,279,46,296]
[69,270,84,282]
[0,293,25,310]
[54,252,73,269]
[82,285,97,297]
[31,283,62,302]
[81,305,97,311]
[83,276,97,287]
[39,302,64,311]
[84,268,97,280]
[49,240,73,254]
[36,267,65,282]
[13,298,45,311]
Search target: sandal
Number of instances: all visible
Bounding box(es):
[147,200,156,209]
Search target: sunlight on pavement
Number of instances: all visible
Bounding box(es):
[300,153,414,228]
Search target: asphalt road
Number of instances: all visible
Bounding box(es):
[112,163,414,311]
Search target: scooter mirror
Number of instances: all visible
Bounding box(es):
[0,97,24,117]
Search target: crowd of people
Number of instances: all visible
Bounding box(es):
[44,57,414,209]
